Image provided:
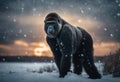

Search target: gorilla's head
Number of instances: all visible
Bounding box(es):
[44,13,62,38]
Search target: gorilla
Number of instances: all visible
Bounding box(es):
[44,12,101,79]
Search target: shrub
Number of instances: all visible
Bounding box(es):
[103,49,120,77]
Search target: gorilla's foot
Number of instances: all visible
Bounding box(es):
[74,72,82,75]
[59,75,65,78]
[88,74,102,79]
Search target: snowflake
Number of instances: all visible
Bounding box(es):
[88,7,91,10]
[21,7,24,12]
[3,58,5,62]
[41,0,44,2]
[6,6,8,9]
[51,60,53,63]
[104,28,107,31]
[13,18,16,22]
[65,55,68,57]
[8,15,10,18]
[24,34,27,38]
[3,36,6,39]
[116,29,119,32]
[110,34,114,37]
[94,17,97,20]
[117,13,120,16]
[115,0,119,3]
[17,57,20,59]
[50,2,54,5]
[10,30,14,33]
[81,54,84,56]
[81,10,84,14]
[19,29,22,33]
[80,8,84,14]
[118,4,120,7]
[82,42,85,45]
[60,42,64,46]
[83,38,86,40]
[70,5,74,8]
[32,8,36,12]
[55,48,58,51]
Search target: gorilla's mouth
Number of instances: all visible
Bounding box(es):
[47,25,55,34]
[46,25,56,38]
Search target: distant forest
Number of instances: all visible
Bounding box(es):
[0,56,103,62]
[0,56,54,62]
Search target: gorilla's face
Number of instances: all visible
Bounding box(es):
[44,18,62,38]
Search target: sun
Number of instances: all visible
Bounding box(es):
[34,42,52,57]
[34,48,42,56]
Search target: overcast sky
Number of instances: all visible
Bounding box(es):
[0,0,120,56]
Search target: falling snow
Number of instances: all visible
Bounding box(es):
[117,13,120,16]
[21,7,24,12]
[115,0,119,3]
[13,18,16,22]
[104,28,107,31]
[88,7,91,10]
[2,58,5,62]
[65,55,68,57]
[81,54,84,56]
[110,34,114,37]
[118,4,120,7]
[19,29,23,33]
[82,42,85,45]
[60,42,64,46]
[32,8,37,12]
[24,34,27,38]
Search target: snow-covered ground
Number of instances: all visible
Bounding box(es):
[0,62,120,82]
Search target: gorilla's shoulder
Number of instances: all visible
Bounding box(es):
[62,24,73,33]
[57,24,73,38]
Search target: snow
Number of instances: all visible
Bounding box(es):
[117,13,120,16]
[104,28,107,31]
[118,4,120,7]
[110,34,114,37]
[21,7,24,12]
[13,18,17,22]
[0,62,120,82]
[24,34,27,38]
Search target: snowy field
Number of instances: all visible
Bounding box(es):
[0,62,120,82]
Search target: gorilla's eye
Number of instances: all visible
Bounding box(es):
[57,19,60,24]
[45,21,57,24]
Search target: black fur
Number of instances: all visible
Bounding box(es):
[44,13,101,79]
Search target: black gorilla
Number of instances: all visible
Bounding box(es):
[44,13,101,79]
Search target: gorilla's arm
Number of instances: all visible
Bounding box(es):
[46,37,62,71]
[57,25,73,77]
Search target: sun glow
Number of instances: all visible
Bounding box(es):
[34,42,52,57]
[34,48,42,56]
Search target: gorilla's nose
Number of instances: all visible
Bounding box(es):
[47,25,54,34]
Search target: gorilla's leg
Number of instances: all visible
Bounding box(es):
[73,53,82,75]
[46,37,62,71]
[80,31,101,79]
[83,51,101,79]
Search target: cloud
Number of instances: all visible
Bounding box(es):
[0,0,120,56]
[94,42,120,56]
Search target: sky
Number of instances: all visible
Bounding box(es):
[0,0,120,57]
